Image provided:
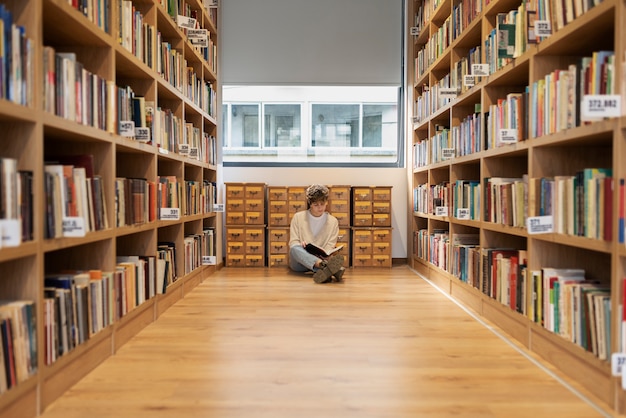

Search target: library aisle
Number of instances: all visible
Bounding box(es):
[38,266,614,418]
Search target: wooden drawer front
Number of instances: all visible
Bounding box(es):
[329,186,350,200]
[373,201,390,213]
[226,228,245,241]
[268,228,289,241]
[353,254,373,267]
[269,213,289,226]
[329,199,349,213]
[288,187,306,201]
[245,199,264,212]
[288,201,306,213]
[269,240,289,254]
[353,229,372,243]
[269,200,288,213]
[226,199,244,212]
[245,211,264,224]
[353,242,372,255]
[354,214,372,226]
[354,201,372,214]
[372,187,391,201]
[227,241,245,254]
[245,185,265,199]
[373,229,392,242]
[353,187,372,201]
[334,212,350,226]
[337,228,350,243]
[245,228,264,241]
[246,241,264,255]
[373,254,392,267]
[226,254,244,267]
[226,184,244,198]
[373,242,391,255]
[269,254,288,267]
[373,213,391,227]
[245,254,265,267]
[268,187,288,200]
[226,212,245,225]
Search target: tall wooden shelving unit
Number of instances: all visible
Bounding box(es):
[408,0,626,413]
[0,1,220,417]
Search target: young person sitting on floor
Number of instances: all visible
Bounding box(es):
[289,184,345,283]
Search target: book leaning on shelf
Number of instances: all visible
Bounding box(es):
[0,300,37,393]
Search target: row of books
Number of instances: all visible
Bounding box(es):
[183,228,215,275]
[66,0,109,32]
[413,182,451,215]
[0,5,33,107]
[44,158,108,239]
[119,1,156,68]
[0,300,36,394]
[0,157,33,246]
[415,231,612,360]
[485,92,527,149]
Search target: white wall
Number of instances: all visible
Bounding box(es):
[222,166,408,259]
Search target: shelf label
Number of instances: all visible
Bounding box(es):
[202,255,216,265]
[456,208,470,220]
[435,206,448,217]
[119,121,135,137]
[471,64,490,77]
[178,143,190,156]
[177,15,197,30]
[189,147,199,160]
[209,0,218,7]
[188,29,209,48]
[499,128,518,144]
[412,116,420,124]
[612,352,626,376]
[0,219,21,247]
[463,75,475,87]
[441,148,455,159]
[213,203,225,212]
[410,26,420,36]
[158,147,169,155]
[62,217,86,237]
[535,20,552,38]
[527,215,553,234]
[439,87,457,99]
[135,127,150,142]
[160,208,180,221]
[581,95,621,121]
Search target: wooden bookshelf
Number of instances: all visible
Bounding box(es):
[0,0,220,416]
[409,0,626,412]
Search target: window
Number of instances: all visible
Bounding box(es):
[222,85,401,165]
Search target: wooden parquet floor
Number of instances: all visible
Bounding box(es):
[38,265,616,418]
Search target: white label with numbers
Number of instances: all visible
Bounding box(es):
[213,203,224,212]
[178,143,190,156]
[189,147,199,159]
[177,15,197,29]
[612,353,626,376]
[119,121,135,137]
[499,128,518,143]
[160,208,180,221]
[188,29,209,47]
[441,148,455,159]
[527,216,553,234]
[0,219,21,247]
[435,206,448,217]
[457,208,470,220]
[471,64,490,76]
[410,26,420,36]
[135,127,150,142]
[439,88,457,99]
[62,217,86,237]
[412,116,420,124]
[203,255,217,265]
[463,75,475,87]
[581,95,621,121]
[535,20,552,37]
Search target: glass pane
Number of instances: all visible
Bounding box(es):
[222,104,229,146]
[264,104,301,147]
[363,104,397,148]
[311,104,359,147]
[231,104,259,147]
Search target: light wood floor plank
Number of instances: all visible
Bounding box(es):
[38,265,614,418]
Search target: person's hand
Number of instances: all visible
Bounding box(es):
[301,241,307,247]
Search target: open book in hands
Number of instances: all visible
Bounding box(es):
[305,243,344,258]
